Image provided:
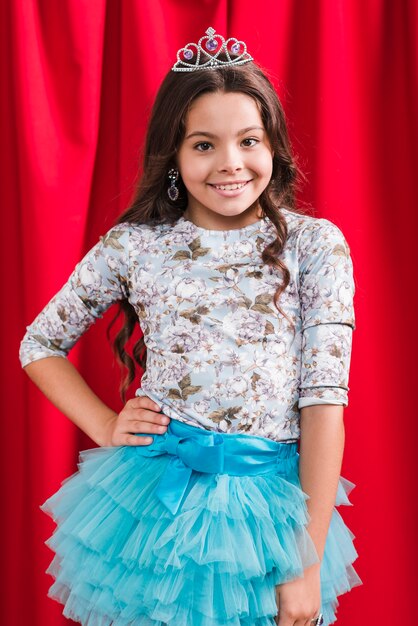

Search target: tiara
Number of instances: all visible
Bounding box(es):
[172,27,253,72]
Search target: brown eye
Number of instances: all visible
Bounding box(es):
[194,142,213,151]
[242,138,259,147]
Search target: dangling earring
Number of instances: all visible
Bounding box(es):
[167,168,179,201]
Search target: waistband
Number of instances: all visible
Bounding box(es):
[135,418,298,515]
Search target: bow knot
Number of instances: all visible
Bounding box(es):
[135,420,297,515]
[154,431,225,515]
[164,433,181,456]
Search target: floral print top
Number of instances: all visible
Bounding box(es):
[19,208,356,442]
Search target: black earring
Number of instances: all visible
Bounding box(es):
[167,168,179,201]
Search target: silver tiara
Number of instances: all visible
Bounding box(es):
[172,27,253,72]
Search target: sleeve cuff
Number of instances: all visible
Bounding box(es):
[20,350,68,368]
[298,385,348,408]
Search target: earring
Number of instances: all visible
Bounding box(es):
[167,168,179,201]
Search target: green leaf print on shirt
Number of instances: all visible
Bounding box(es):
[180,306,211,325]
[172,237,211,261]
[251,293,275,315]
[207,406,243,427]
[101,231,125,251]
[168,374,202,401]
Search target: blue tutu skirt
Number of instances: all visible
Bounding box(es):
[40,419,362,626]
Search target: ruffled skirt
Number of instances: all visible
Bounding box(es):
[41,419,362,625]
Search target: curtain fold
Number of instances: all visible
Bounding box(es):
[2,1,416,624]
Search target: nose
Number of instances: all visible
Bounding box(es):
[217,145,244,173]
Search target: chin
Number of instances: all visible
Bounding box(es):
[209,207,254,218]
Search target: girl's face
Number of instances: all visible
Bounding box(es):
[176,91,274,230]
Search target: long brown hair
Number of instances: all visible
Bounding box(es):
[110,56,307,402]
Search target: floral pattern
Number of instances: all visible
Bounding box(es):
[19,208,356,442]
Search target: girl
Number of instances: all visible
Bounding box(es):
[19,27,362,626]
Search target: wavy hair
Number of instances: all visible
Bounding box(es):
[109,56,307,401]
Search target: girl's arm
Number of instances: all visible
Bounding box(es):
[295,218,354,554]
[23,356,168,447]
[20,223,170,446]
[275,218,355,624]
[23,357,119,446]
[275,405,344,626]
[299,404,345,559]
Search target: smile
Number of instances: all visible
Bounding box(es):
[208,181,251,197]
[211,181,249,191]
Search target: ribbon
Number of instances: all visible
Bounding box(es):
[153,432,225,515]
[135,421,298,516]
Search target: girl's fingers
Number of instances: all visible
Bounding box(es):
[276,610,295,626]
[278,615,314,626]
[276,608,302,626]
[117,415,171,446]
[112,396,171,446]
[125,396,161,413]
[124,396,171,426]
[128,419,169,434]
[123,434,154,447]
[129,409,170,426]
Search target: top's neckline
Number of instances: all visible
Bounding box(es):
[176,215,267,237]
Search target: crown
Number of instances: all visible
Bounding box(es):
[172,27,253,72]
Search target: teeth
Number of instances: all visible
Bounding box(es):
[213,182,247,190]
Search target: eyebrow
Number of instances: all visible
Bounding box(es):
[185,126,265,140]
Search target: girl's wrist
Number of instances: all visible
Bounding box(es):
[95,412,118,447]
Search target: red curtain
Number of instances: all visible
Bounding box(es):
[2,1,417,624]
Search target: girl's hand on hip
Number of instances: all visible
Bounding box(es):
[274,562,322,626]
[102,396,170,447]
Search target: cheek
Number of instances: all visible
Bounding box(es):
[182,161,209,186]
[264,150,274,176]
[255,153,273,180]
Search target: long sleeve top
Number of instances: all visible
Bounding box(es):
[19,207,356,442]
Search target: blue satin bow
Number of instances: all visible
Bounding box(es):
[135,420,297,515]
[156,432,226,515]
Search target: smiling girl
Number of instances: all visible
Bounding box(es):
[177,90,273,229]
[19,27,362,626]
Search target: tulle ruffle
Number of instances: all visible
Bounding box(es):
[41,442,362,626]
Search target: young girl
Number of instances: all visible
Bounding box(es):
[19,27,362,626]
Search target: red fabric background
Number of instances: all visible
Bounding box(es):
[2,1,417,624]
